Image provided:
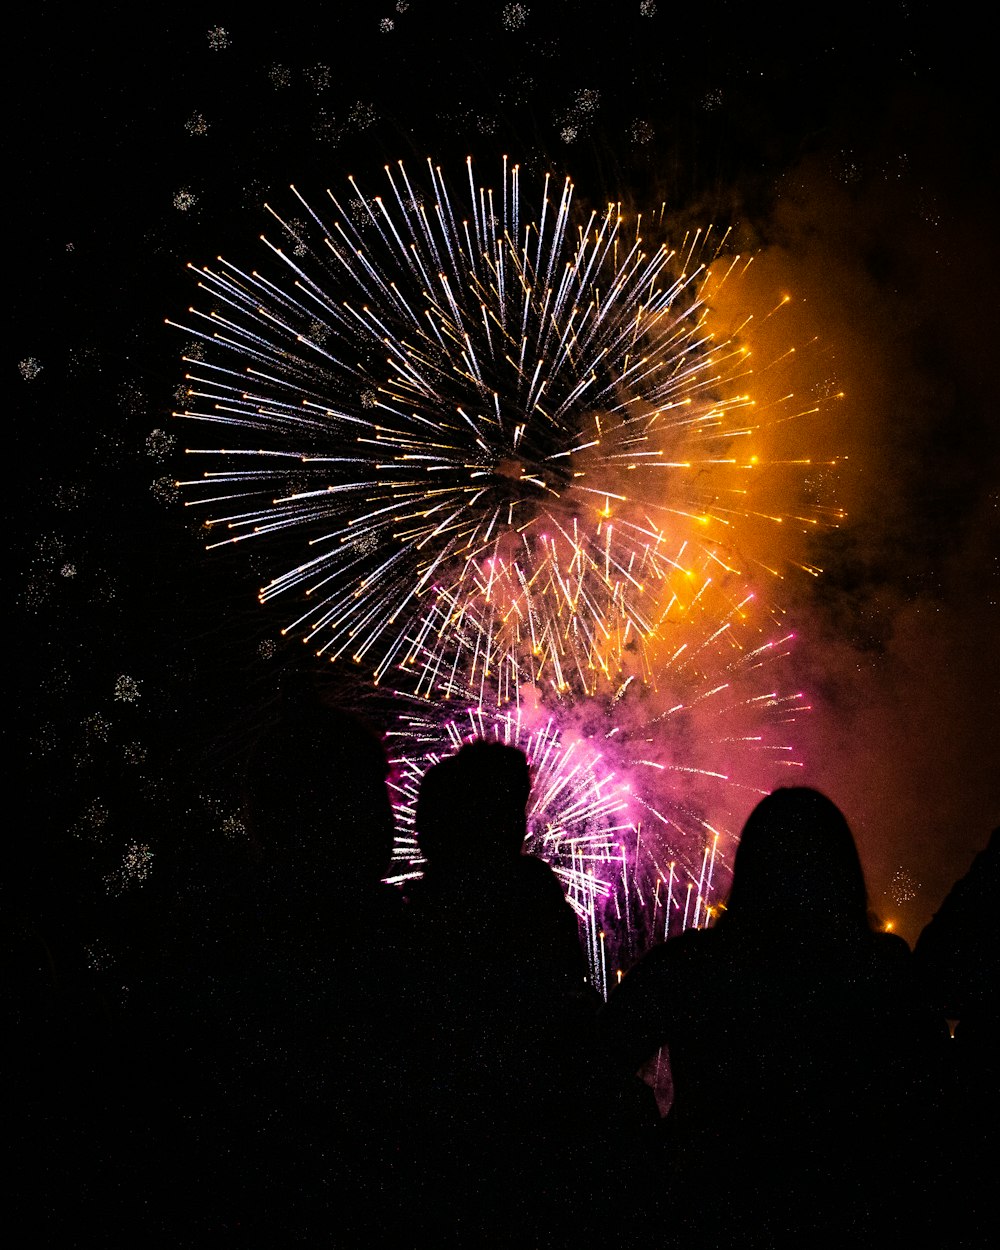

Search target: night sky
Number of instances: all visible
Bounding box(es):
[13,2,998,948]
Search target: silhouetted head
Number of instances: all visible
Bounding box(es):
[416,740,530,869]
[245,704,394,886]
[721,787,869,940]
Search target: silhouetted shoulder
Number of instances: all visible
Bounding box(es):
[871,928,917,973]
[512,851,570,898]
[914,829,998,1247]
[915,827,998,1023]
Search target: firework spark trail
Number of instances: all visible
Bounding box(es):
[170,158,841,700]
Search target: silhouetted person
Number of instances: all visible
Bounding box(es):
[132,700,405,1245]
[409,740,585,994]
[401,740,616,1245]
[601,787,947,1247]
[915,827,998,1246]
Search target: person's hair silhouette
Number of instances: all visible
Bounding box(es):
[416,739,530,869]
[720,785,869,942]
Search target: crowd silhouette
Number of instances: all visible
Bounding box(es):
[8,700,995,1246]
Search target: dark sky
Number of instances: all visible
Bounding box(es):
[13,2,998,946]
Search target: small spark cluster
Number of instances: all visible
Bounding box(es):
[113,674,143,703]
[104,841,155,895]
[888,866,920,905]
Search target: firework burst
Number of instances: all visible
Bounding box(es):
[170,157,841,701]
